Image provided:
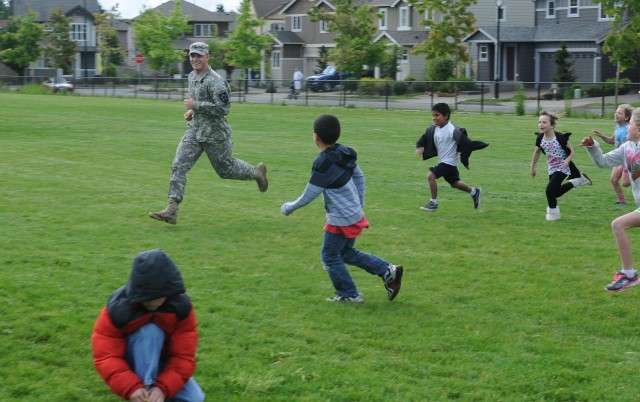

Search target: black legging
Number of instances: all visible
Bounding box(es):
[546,171,574,208]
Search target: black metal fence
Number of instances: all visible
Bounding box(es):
[2,75,638,116]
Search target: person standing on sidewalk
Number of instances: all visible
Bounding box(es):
[592,104,633,204]
[530,110,592,221]
[149,42,268,225]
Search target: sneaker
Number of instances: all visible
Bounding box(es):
[326,293,364,303]
[383,265,403,301]
[471,187,481,209]
[605,271,640,292]
[616,200,627,205]
[581,172,592,186]
[420,201,438,212]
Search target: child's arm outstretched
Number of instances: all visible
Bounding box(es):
[580,136,625,168]
[530,147,541,177]
[592,129,615,145]
[281,183,323,216]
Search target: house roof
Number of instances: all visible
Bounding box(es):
[373,30,428,46]
[252,0,289,19]
[276,30,305,45]
[465,22,612,44]
[14,0,101,21]
[146,0,236,22]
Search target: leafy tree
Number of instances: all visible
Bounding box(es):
[381,44,402,79]
[224,0,271,79]
[551,42,577,87]
[94,7,125,76]
[596,0,640,72]
[409,0,477,63]
[309,0,386,76]
[315,46,329,74]
[0,0,12,19]
[41,8,77,75]
[133,1,189,74]
[0,11,43,75]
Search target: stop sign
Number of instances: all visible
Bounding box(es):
[135,54,144,64]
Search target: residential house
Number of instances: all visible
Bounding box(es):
[464,0,639,88]
[270,0,432,87]
[249,0,287,82]
[14,0,102,78]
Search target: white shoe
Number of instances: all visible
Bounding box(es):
[546,207,560,221]
[570,172,592,188]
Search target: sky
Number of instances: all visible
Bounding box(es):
[98,0,242,19]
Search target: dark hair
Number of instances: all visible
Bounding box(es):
[539,110,558,126]
[313,114,341,144]
[432,103,451,118]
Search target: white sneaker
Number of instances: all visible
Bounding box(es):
[546,207,560,221]
[570,172,592,188]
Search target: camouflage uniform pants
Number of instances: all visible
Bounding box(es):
[168,133,256,203]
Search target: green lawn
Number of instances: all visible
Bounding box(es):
[2,92,639,401]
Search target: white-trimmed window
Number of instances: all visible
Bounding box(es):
[479,45,488,61]
[401,47,409,62]
[378,8,387,30]
[568,0,579,16]
[271,51,281,69]
[194,24,217,37]
[598,3,614,20]
[399,7,410,30]
[271,23,284,32]
[546,0,555,18]
[292,15,302,32]
[71,23,87,41]
[320,19,329,33]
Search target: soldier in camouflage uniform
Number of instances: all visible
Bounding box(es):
[150,42,268,225]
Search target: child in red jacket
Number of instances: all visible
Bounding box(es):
[92,249,204,402]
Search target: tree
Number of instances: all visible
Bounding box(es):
[94,7,125,76]
[0,0,12,19]
[309,0,386,76]
[381,44,402,79]
[409,0,477,63]
[133,1,189,74]
[224,0,271,80]
[315,46,330,74]
[0,11,43,75]
[596,0,640,72]
[41,8,77,75]
[551,42,577,87]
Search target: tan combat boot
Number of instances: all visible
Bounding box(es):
[149,199,179,225]
[255,162,268,192]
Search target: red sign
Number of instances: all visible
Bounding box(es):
[135,54,144,64]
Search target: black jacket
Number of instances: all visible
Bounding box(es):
[416,124,489,169]
[534,131,581,179]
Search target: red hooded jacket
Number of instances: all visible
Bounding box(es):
[91,249,198,399]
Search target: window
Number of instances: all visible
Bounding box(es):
[71,23,87,41]
[402,48,409,62]
[193,24,217,37]
[598,4,615,20]
[378,8,387,30]
[271,51,280,69]
[479,45,488,61]
[320,19,329,33]
[569,0,578,16]
[546,0,555,18]
[399,7,410,30]
[271,23,284,32]
[292,15,301,32]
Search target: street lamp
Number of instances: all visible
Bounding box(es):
[494,0,503,99]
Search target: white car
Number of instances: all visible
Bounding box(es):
[43,77,74,93]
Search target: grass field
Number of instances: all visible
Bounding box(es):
[2,92,640,401]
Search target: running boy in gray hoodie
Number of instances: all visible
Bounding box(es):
[281,114,403,303]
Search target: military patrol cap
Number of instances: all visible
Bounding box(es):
[189,42,209,56]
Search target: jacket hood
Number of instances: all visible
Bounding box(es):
[324,143,357,170]
[125,249,186,304]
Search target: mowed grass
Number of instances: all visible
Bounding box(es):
[2,92,640,401]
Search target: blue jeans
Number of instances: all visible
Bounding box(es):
[127,324,205,402]
[321,230,389,297]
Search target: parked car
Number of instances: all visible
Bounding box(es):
[306,66,351,92]
[43,77,74,93]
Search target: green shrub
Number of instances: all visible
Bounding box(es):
[393,81,409,95]
[411,81,427,93]
[265,81,277,93]
[375,79,393,96]
[584,78,632,97]
[343,77,359,92]
[358,78,378,95]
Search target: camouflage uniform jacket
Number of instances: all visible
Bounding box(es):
[187,66,232,143]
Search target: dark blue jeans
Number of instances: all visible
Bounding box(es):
[321,230,389,297]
